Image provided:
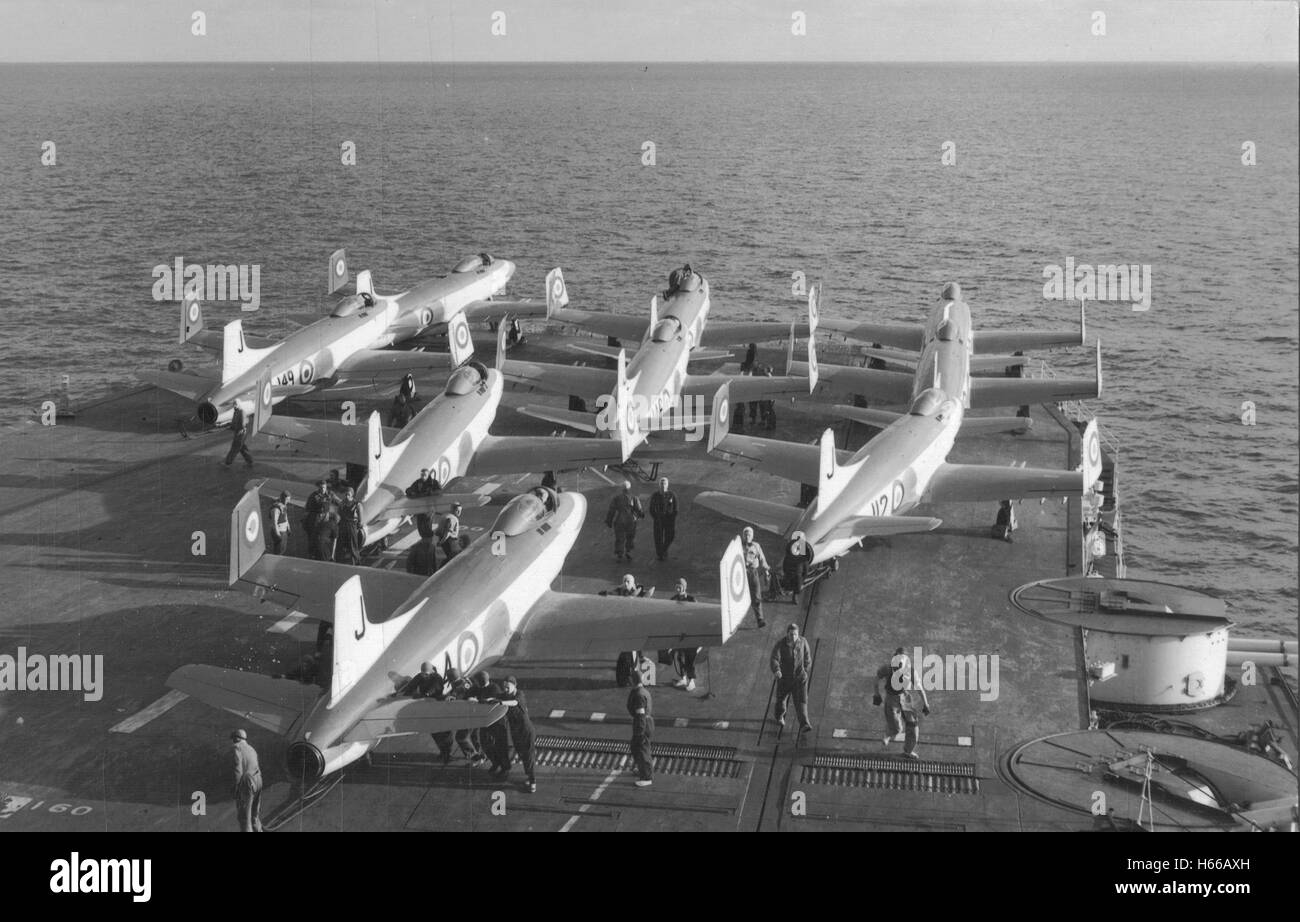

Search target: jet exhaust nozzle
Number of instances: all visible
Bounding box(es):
[197,401,221,426]
[285,741,326,786]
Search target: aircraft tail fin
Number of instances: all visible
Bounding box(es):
[808,284,820,335]
[545,267,568,317]
[250,372,273,436]
[355,269,375,299]
[180,295,204,345]
[785,325,795,376]
[447,311,474,367]
[615,349,639,462]
[229,487,268,587]
[1094,339,1103,398]
[649,295,658,333]
[806,320,819,393]
[708,381,732,453]
[220,320,277,386]
[1081,418,1103,489]
[330,575,390,708]
[816,429,851,513]
[366,411,405,496]
[718,535,749,643]
[495,315,510,369]
[328,248,349,294]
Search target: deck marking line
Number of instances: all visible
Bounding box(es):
[590,712,606,722]
[713,720,729,730]
[559,767,622,833]
[957,736,973,747]
[832,728,847,738]
[673,718,689,728]
[109,690,189,734]
[548,709,566,719]
[587,468,617,486]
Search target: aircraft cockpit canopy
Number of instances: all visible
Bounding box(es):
[909,387,947,417]
[492,487,559,537]
[453,253,494,274]
[937,319,960,342]
[445,361,489,397]
[650,317,682,343]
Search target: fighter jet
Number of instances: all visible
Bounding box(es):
[167,487,750,785]
[247,317,677,546]
[696,379,1102,564]
[141,250,564,427]
[798,283,1099,410]
[503,266,819,461]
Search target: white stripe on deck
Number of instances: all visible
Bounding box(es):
[559,768,622,833]
[109,690,189,733]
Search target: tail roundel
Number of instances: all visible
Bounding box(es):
[708,381,732,454]
[615,349,640,463]
[717,535,749,643]
[448,311,474,367]
[328,248,349,295]
[180,295,204,345]
[229,488,268,587]
[545,267,568,317]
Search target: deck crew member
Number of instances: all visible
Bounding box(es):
[406,535,439,577]
[435,502,464,565]
[231,728,263,832]
[648,477,679,561]
[669,578,699,692]
[874,647,931,759]
[499,676,537,793]
[470,671,511,777]
[782,531,815,604]
[303,479,331,559]
[445,668,485,765]
[403,662,455,763]
[627,671,654,787]
[606,481,645,561]
[406,468,439,497]
[770,623,813,733]
[315,509,339,563]
[334,486,364,565]
[270,492,291,555]
[608,575,652,686]
[992,499,1017,542]
[741,527,770,628]
[223,404,253,467]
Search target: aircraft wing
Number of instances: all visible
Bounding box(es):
[335,348,455,378]
[138,369,219,402]
[186,330,280,353]
[790,361,915,405]
[926,462,1085,503]
[698,320,813,347]
[549,308,649,342]
[710,433,852,484]
[257,415,401,464]
[975,329,1081,353]
[166,665,320,736]
[500,358,618,397]
[819,319,924,351]
[342,699,508,744]
[682,373,811,403]
[466,434,629,476]
[693,492,805,536]
[823,515,943,542]
[970,376,1099,409]
[461,299,550,322]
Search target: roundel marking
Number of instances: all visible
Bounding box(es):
[244,510,261,544]
[187,300,200,323]
[550,275,564,301]
[1087,429,1101,467]
[334,258,346,278]
[262,381,273,406]
[436,456,452,485]
[453,318,472,351]
[456,630,480,673]
[623,399,638,436]
[420,308,433,328]
[719,399,728,427]
[728,555,747,602]
[299,359,315,384]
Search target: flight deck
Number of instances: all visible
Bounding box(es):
[1,334,1295,832]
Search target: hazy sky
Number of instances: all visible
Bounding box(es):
[2,0,1296,63]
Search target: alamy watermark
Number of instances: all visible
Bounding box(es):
[891,647,1000,701]
[593,393,706,442]
[152,257,261,311]
[1043,257,1151,311]
[0,648,104,701]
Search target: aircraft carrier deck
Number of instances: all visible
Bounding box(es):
[2,333,1295,833]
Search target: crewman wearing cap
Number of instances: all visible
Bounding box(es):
[605,480,645,562]
[470,670,511,776]
[231,728,263,832]
[444,668,485,765]
[873,647,931,759]
[782,531,815,604]
[406,468,439,498]
[499,676,537,793]
[627,671,654,787]
[303,479,332,560]
[270,491,292,555]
